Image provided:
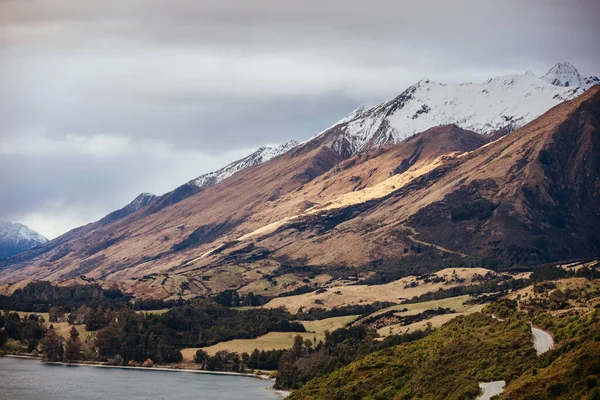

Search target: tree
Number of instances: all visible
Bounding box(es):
[49,306,66,323]
[0,312,6,348]
[41,328,64,362]
[4,312,23,340]
[95,323,123,360]
[275,351,301,390]
[84,307,105,331]
[293,335,304,357]
[246,292,256,307]
[22,314,46,352]
[194,349,209,368]
[63,326,82,362]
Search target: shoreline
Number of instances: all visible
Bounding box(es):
[2,354,290,398]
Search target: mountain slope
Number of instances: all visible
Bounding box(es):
[0,125,486,294]
[0,141,300,276]
[0,221,47,259]
[188,85,600,282]
[402,84,600,261]
[249,85,600,269]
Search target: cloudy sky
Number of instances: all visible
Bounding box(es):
[1,0,599,239]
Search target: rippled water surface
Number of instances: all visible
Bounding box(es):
[0,356,280,400]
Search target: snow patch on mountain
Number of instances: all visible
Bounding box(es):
[129,193,157,210]
[584,76,600,89]
[0,221,48,258]
[96,192,157,227]
[190,140,300,189]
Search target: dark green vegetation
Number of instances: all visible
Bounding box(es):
[285,278,600,400]
[287,314,536,399]
[362,307,453,330]
[0,312,45,353]
[487,291,600,399]
[0,299,304,366]
[193,348,287,372]
[296,302,397,321]
[529,264,600,282]
[0,281,128,312]
[275,326,431,390]
[211,289,269,307]
[402,275,530,303]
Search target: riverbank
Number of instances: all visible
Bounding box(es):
[2,354,290,397]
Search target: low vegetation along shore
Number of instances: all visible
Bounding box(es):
[1,262,599,399]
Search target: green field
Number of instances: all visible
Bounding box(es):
[356,294,472,324]
[13,311,50,321]
[136,308,171,315]
[182,315,358,359]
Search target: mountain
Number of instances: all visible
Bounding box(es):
[190,141,300,189]
[0,66,598,300]
[0,123,484,294]
[0,221,48,259]
[194,86,600,280]
[0,141,301,277]
[541,61,599,89]
[315,63,593,158]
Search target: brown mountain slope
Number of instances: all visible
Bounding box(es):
[405,84,600,262]
[0,125,485,296]
[3,86,598,298]
[195,85,600,279]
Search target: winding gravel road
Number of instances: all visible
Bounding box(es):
[531,326,554,354]
[477,381,506,400]
[476,318,554,399]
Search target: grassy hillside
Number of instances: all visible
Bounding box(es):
[289,278,600,400]
[289,313,536,400]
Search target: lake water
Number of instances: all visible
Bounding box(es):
[0,357,281,400]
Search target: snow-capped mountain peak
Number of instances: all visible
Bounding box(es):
[541,62,599,90]
[190,140,300,189]
[316,62,596,157]
[0,221,48,258]
[542,62,583,88]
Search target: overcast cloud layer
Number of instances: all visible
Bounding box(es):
[1,0,599,238]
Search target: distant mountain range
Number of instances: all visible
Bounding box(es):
[0,62,598,299]
[0,221,47,259]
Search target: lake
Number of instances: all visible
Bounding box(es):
[0,356,282,400]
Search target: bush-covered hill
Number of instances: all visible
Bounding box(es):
[289,278,600,400]
[289,313,536,400]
